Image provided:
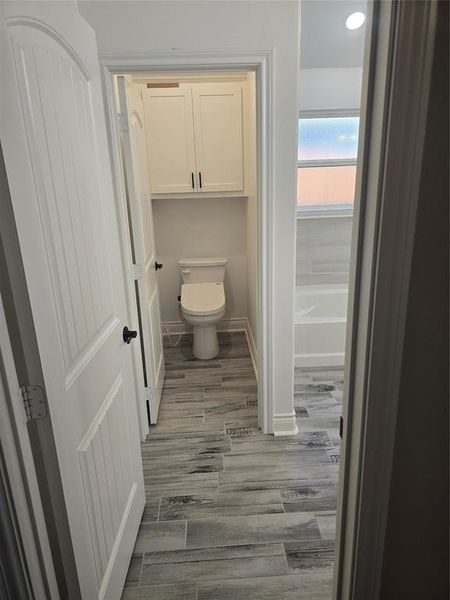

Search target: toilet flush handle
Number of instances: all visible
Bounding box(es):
[155,261,163,271]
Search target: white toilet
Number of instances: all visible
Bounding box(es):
[178,258,227,360]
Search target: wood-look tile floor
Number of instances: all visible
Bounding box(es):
[122,332,343,600]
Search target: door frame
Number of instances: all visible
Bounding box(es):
[334,1,439,598]
[0,291,59,599]
[99,49,275,435]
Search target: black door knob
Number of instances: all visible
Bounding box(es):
[123,326,138,344]
[155,261,163,271]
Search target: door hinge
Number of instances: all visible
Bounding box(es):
[132,263,144,280]
[144,387,152,402]
[116,112,129,133]
[20,385,48,422]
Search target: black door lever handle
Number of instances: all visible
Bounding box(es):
[123,326,138,344]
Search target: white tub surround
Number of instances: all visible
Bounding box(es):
[294,284,348,368]
[296,213,353,286]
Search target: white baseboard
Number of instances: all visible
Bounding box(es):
[244,319,258,381]
[272,411,298,436]
[162,318,248,336]
[294,352,345,369]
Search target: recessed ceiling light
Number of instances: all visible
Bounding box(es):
[346,11,365,30]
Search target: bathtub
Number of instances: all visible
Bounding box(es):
[294,284,348,368]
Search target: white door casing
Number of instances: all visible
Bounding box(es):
[117,77,165,423]
[0,3,145,598]
[143,84,196,194]
[192,82,244,192]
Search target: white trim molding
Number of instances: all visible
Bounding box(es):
[296,207,353,220]
[244,319,258,381]
[294,352,344,369]
[162,318,248,336]
[99,48,275,434]
[272,410,298,437]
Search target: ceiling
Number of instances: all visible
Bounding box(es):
[300,0,367,69]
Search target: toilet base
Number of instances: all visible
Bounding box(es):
[192,324,219,360]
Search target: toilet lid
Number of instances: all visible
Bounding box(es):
[181,283,225,316]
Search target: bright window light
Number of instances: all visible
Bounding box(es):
[346,12,365,30]
[297,114,360,209]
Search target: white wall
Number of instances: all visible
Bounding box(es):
[299,67,363,111]
[80,0,300,434]
[152,196,248,324]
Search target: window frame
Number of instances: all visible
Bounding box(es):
[297,109,360,217]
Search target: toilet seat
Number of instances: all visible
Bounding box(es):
[181,283,225,316]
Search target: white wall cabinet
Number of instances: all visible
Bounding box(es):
[143,86,196,194]
[143,83,244,195]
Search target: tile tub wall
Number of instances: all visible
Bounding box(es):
[296,215,353,286]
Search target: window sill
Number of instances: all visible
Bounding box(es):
[296,206,354,220]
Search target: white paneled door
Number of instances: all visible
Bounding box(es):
[118,77,165,423]
[0,3,145,598]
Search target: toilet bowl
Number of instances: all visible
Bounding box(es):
[178,258,227,360]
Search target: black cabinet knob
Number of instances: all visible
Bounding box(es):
[123,326,138,344]
[155,261,163,271]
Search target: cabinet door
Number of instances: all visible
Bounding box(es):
[143,86,196,194]
[192,83,244,193]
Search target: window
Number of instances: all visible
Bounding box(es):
[297,113,360,211]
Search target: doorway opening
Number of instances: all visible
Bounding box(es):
[293,0,368,588]
[112,69,259,432]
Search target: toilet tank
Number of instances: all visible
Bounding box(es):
[178,258,228,283]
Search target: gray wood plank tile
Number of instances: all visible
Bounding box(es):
[225,417,260,438]
[143,453,223,476]
[122,583,198,600]
[218,465,339,493]
[204,386,257,398]
[141,435,231,457]
[158,405,204,418]
[198,571,333,599]
[124,554,142,587]
[205,408,258,422]
[161,387,204,400]
[159,489,283,519]
[133,521,187,554]
[149,418,225,435]
[223,448,331,471]
[230,431,332,453]
[141,555,289,586]
[144,472,218,495]
[186,513,320,549]
[160,502,284,521]
[284,539,335,570]
[141,498,160,523]
[125,338,342,598]
[160,489,281,510]
[282,483,338,512]
[142,543,284,565]
[315,511,336,540]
